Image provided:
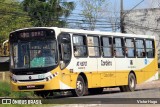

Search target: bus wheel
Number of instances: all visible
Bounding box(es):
[72,75,86,97]
[120,73,136,92]
[89,88,103,95]
[127,73,136,91]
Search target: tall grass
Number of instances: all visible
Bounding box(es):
[0,81,11,96]
[0,82,57,106]
[0,81,35,98]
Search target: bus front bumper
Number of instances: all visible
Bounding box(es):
[11,78,60,91]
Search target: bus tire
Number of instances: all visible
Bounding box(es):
[89,88,103,95]
[127,73,136,91]
[71,75,86,97]
[120,73,136,92]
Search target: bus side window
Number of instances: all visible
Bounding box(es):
[73,45,80,56]
[73,34,88,57]
[141,52,146,57]
[87,36,100,57]
[114,37,125,57]
[125,38,135,58]
[145,40,155,58]
[135,39,145,58]
[58,33,71,69]
[101,36,113,57]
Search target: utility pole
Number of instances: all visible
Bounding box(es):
[120,0,125,33]
[120,0,144,33]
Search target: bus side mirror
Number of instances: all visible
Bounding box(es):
[60,61,65,69]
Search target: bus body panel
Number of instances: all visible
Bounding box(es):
[9,27,158,92]
[11,58,158,91]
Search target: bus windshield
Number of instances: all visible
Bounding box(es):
[10,40,57,69]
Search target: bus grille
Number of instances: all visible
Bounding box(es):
[18,79,45,82]
[18,85,44,90]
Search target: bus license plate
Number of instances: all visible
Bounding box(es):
[27,85,35,88]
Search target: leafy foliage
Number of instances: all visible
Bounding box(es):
[22,0,75,27]
[0,0,75,43]
[0,0,32,43]
[0,81,35,98]
[80,0,109,30]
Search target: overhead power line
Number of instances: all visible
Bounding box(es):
[120,0,145,33]
[123,0,145,17]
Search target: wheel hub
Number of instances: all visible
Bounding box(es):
[130,77,134,88]
[77,81,83,92]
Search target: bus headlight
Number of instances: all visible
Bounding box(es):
[11,76,18,83]
[10,74,18,83]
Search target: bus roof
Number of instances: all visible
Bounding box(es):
[59,28,155,39]
[10,27,155,39]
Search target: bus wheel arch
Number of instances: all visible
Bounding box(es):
[79,72,88,95]
[129,71,137,84]
[71,73,88,97]
[120,71,137,92]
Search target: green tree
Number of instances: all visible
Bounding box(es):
[80,0,109,30]
[0,0,32,43]
[22,0,75,27]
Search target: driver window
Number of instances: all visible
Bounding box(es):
[58,33,71,68]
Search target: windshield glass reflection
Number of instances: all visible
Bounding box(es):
[11,40,57,69]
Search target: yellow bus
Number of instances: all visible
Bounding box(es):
[0,40,9,56]
[0,40,10,71]
[9,27,158,97]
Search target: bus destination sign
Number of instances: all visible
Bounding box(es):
[20,31,46,39]
[10,29,55,42]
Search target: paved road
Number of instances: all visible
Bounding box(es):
[75,80,160,98]
[52,80,160,99]
[54,88,160,107]
[53,80,160,107]
[75,88,160,98]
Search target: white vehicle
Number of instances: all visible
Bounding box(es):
[9,27,158,97]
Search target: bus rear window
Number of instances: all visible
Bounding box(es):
[145,40,155,58]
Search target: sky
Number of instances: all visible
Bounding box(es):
[18,0,160,14]
[18,0,160,31]
[18,0,160,12]
[67,0,160,12]
[124,0,159,10]
[65,0,160,31]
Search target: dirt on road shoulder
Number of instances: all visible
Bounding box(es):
[136,79,160,90]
